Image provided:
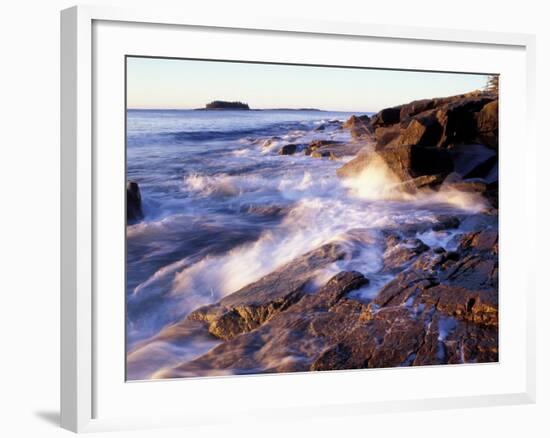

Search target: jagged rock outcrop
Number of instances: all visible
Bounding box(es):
[370,106,401,127]
[337,92,498,203]
[390,114,443,148]
[369,93,497,151]
[336,143,454,191]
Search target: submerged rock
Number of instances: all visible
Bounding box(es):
[278,144,298,155]
[306,139,367,159]
[244,204,288,218]
[127,181,143,224]
[310,150,334,159]
[305,139,339,155]
[315,120,343,131]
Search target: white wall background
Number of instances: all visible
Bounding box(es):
[0,0,547,436]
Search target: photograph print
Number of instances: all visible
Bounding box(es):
[125,57,498,380]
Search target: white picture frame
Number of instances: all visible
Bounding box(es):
[60,4,537,433]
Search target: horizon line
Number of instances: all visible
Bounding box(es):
[126,106,374,113]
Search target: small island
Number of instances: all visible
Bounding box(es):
[203,100,250,110]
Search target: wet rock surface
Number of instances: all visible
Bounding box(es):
[188,242,350,340]
[152,220,498,378]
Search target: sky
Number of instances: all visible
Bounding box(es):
[126,56,490,112]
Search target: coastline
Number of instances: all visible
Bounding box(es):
[126,91,499,380]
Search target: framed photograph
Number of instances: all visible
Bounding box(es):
[61,5,536,432]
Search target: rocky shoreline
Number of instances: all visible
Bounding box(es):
[127,91,499,378]
[336,91,498,207]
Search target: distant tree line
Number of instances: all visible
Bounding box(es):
[485,75,499,93]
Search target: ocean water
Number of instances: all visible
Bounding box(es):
[126,109,489,379]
